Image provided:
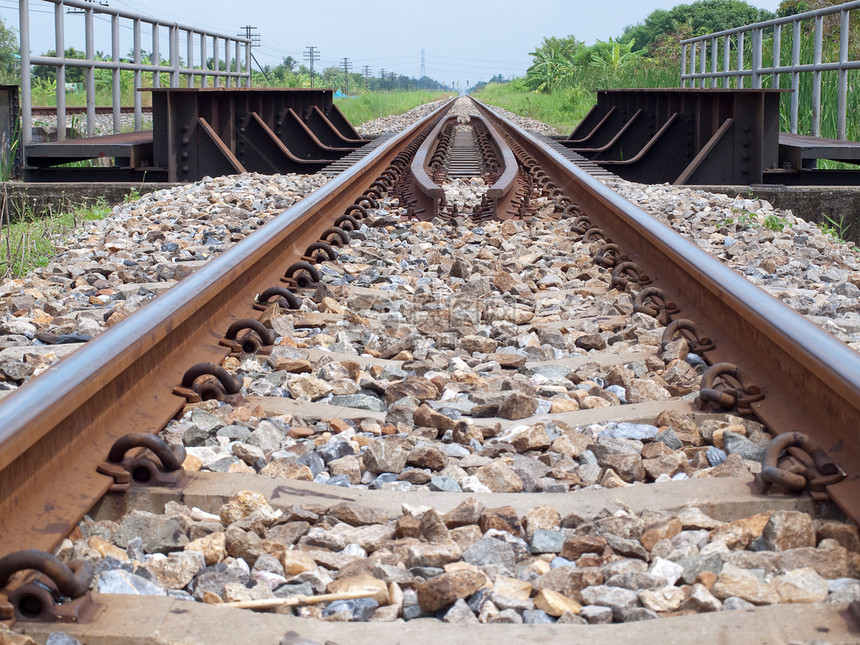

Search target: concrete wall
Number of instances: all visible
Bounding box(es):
[0,182,178,221]
[689,185,860,244]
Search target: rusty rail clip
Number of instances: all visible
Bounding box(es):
[219,319,276,356]
[97,433,187,492]
[697,362,764,415]
[173,362,243,403]
[758,431,846,501]
[0,551,95,624]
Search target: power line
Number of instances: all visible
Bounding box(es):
[303,45,319,88]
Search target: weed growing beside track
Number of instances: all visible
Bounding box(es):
[335,91,452,126]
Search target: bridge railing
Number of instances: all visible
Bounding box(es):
[19,0,252,148]
[680,0,860,139]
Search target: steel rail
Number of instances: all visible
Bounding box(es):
[0,100,454,556]
[473,97,860,521]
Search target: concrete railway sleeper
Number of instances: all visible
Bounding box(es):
[0,97,859,643]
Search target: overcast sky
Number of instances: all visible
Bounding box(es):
[3,0,783,87]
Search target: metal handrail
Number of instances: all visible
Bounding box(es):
[19,0,252,151]
[680,0,860,139]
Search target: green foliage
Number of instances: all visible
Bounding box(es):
[621,0,775,53]
[0,197,110,278]
[0,16,17,83]
[817,213,851,243]
[334,91,452,126]
[472,79,594,133]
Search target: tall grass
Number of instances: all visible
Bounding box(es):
[334,90,452,126]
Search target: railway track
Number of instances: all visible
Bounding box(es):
[1,96,860,643]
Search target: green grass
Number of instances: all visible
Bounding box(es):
[334,90,453,126]
[0,196,111,277]
[471,80,593,133]
[472,62,680,134]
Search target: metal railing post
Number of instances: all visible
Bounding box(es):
[84,3,94,137]
[791,19,800,133]
[681,43,687,87]
[699,40,707,86]
[212,36,219,87]
[812,14,823,137]
[169,25,179,87]
[838,8,849,140]
[19,0,31,151]
[710,37,718,88]
[737,31,745,89]
[133,18,141,131]
[752,26,762,88]
[53,1,65,141]
[200,35,207,88]
[224,38,230,88]
[773,23,781,91]
[723,35,731,88]
[186,31,194,88]
[245,41,252,86]
[152,23,160,89]
[111,14,120,134]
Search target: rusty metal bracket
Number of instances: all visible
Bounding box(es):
[593,243,627,268]
[173,362,243,403]
[661,318,714,354]
[219,319,276,356]
[0,551,95,624]
[97,433,186,492]
[283,261,321,289]
[757,431,846,501]
[611,261,651,289]
[697,361,764,415]
[254,287,301,311]
[633,286,679,325]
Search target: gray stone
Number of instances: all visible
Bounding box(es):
[523,609,556,624]
[723,432,766,461]
[45,634,82,645]
[462,537,517,568]
[97,569,167,596]
[443,598,479,624]
[614,607,658,622]
[115,510,188,554]
[580,605,613,624]
[600,422,658,441]
[317,439,355,464]
[655,428,682,450]
[363,440,409,474]
[322,597,379,621]
[330,394,386,411]
[722,596,756,611]
[678,553,724,584]
[429,476,462,492]
[707,446,727,467]
[530,529,566,554]
[580,585,639,610]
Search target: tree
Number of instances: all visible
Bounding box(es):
[589,38,641,70]
[525,35,583,92]
[0,16,16,83]
[32,47,86,84]
[621,1,776,53]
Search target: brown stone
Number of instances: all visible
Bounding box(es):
[560,536,607,560]
[598,454,645,483]
[385,376,439,404]
[420,510,452,543]
[417,570,487,612]
[329,418,352,433]
[498,392,539,420]
[523,505,561,538]
[407,445,447,471]
[641,518,683,552]
[475,461,523,493]
[443,498,485,528]
[709,512,772,550]
[480,506,523,536]
[761,511,816,551]
[260,460,313,480]
[328,574,389,605]
[709,453,751,478]
[487,353,527,369]
[712,564,778,605]
[413,404,456,431]
[395,515,422,539]
[643,453,686,480]
[327,502,388,527]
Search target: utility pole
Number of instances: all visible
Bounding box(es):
[304,46,320,88]
[420,48,425,90]
[362,65,371,89]
[379,68,386,91]
[238,25,268,85]
[339,57,352,95]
